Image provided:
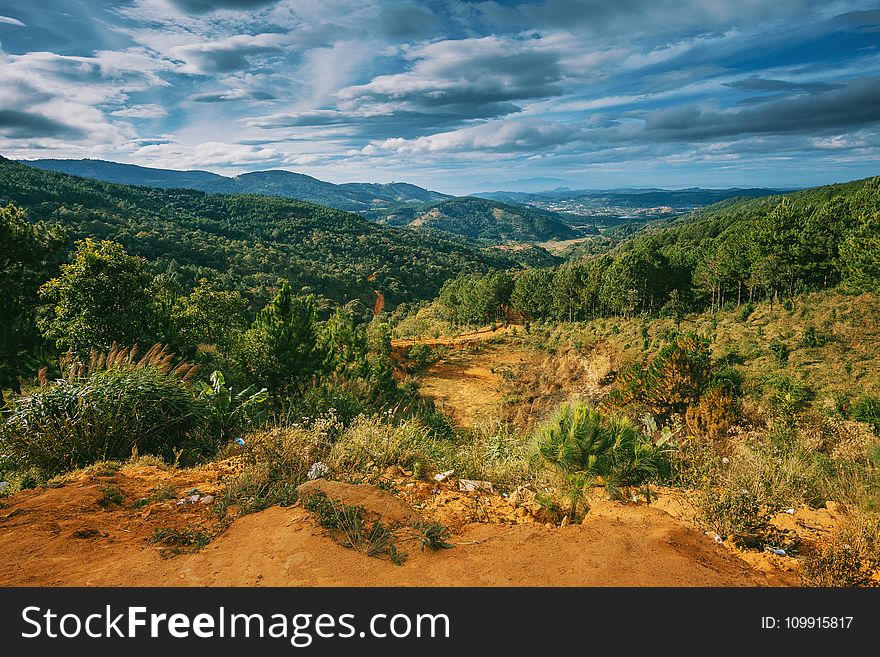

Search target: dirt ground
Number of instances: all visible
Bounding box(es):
[0,465,790,587]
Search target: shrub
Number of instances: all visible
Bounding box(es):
[404,343,434,371]
[537,401,664,519]
[685,387,737,441]
[738,302,754,322]
[603,333,712,420]
[196,370,268,443]
[754,374,813,415]
[2,346,208,478]
[699,488,764,537]
[302,491,407,564]
[97,484,125,508]
[850,396,880,433]
[768,337,790,366]
[213,425,331,520]
[801,544,875,587]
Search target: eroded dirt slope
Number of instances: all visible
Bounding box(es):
[0,464,789,587]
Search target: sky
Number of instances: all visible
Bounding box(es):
[0,1,878,194]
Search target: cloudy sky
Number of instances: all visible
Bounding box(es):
[0,1,878,193]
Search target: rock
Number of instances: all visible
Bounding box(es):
[0,481,11,493]
[433,469,454,483]
[459,479,494,493]
[561,516,570,527]
[199,495,215,505]
[825,500,839,513]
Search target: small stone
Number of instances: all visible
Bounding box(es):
[825,500,839,513]
[199,495,214,505]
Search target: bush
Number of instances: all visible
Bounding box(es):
[685,387,737,441]
[2,352,208,478]
[603,333,712,420]
[699,488,764,537]
[754,374,813,415]
[537,401,665,518]
[768,337,790,366]
[801,544,875,587]
[213,425,332,520]
[850,396,880,433]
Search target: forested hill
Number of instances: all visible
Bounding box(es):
[437,175,880,326]
[22,158,450,213]
[379,197,580,243]
[0,156,515,309]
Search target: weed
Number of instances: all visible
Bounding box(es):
[412,521,454,551]
[149,526,213,558]
[302,491,407,564]
[97,484,124,508]
[131,485,177,509]
[801,544,875,587]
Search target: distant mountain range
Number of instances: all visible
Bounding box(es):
[476,187,793,208]
[22,158,450,213]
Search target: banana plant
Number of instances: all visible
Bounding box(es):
[197,371,268,442]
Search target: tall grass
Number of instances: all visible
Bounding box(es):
[2,344,209,478]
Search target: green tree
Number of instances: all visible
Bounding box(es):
[240,281,322,401]
[37,239,157,354]
[171,278,249,352]
[0,204,65,403]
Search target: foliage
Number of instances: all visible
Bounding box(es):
[240,282,322,400]
[391,196,578,243]
[768,337,790,366]
[196,370,268,442]
[850,396,880,433]
[537,402,664,518]
[0,157,515,311]
[801,544,875,587]
[149,526,213,558]
[171,277,248,353]
[411,520,454,551]
[302,491,407,564]
[37,239,159,354]
[603,333,712,420]
[1,344,207,478]
[97,484,125,508]
[685,387,737,441]
[0,204,65,403]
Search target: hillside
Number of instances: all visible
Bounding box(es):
[0,157,514,309]
[379,197,580,243]
[22,159,450,213]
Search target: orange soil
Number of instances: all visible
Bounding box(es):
[0,465,790,587]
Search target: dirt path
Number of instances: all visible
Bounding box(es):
[394,328,543,428]
[0,468,787,587]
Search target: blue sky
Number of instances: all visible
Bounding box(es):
[0,0,878,194]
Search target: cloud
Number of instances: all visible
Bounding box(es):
[644,77,880,140]
[131,139,289,169]
[112,105,169,118]
[0,15,26,27]
[365,118,587,155]
[191,89,276,102]
[0,109,84,138]
[725,77,842,94]
[169,33,290,74]
[165,0,282,14]
[324,35,568,135]
[375,4,439,39]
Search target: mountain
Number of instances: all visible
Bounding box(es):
[0,156,514,310]
[21,159,450,213]
[378,197,580,243]
[475,187,788,208]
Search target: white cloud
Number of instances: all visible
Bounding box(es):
[0,15,26,27]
